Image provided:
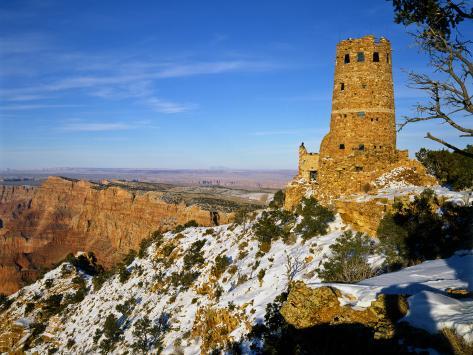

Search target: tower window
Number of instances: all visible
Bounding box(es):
[373,52,380,62]
[359,144,365,151]
[344,54,350,63]
[355,166,363,172]
[339,144,345,149]
[310,170,318,181]
[343,114,347,118]
[357,111,365,118]
[361,83,366,89]
[357,52,365,62]
[340,83,345,91]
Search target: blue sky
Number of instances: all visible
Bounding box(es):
[0,0,470,169]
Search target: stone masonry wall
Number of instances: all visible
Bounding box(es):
[285,35,436,214]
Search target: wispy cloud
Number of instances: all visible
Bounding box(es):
[0,33,51,55]
[157,60,277,78]
[145,98,192,114]
[61,122,135,132]
[0,104,82,111]
[0,59,278,114]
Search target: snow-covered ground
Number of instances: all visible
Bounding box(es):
[313,250,473,343]
[341,184,472,206]
[1,212,472,354]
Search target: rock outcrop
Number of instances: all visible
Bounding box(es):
[0,177,235,295]
[280,282,408,339]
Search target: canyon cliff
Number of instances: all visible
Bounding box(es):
[0,177,236,295]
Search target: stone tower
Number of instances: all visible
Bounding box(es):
[284,35,435,209]
[319,35,396,161]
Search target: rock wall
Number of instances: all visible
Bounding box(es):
[0,177,233,295]
[335,198,390,236]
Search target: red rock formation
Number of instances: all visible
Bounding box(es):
[0,177,233,295]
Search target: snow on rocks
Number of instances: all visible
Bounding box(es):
[1,212,472,353]
[374,167,417,189]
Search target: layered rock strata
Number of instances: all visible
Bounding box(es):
[0,177,234,294]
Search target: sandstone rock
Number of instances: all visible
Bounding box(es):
[0,177,233,294]
[192,306,249,354]
[280,281,408,340]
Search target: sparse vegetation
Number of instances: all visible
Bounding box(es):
[118,265,131,283]
[269,190,285,209]
[320,231,377,283]
[253,209,295,252]
[0,293,13,311]
[132,314,170,353]
[211,254,231,279]
[258,268,266,286]
[65,252,104,276]
[377,189,473,270]
[139,231,164,258]
[174,220,199,233]
[183,239,206,270]
[294,197,335,240]
[41,294,64,318]
[99,314,122,353]
[416,147,473,190]
[170,271,200,290]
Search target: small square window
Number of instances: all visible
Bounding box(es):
[386,53,390,63]
[310,171,317,181]
[361,83,366,89]
[357,112,365,118]
[355,166,363,172]
[344,114,347,118]
[344,54,350,63]
[359,144,365,151]
[339,144,345,149]
[373,52,380,62]
[357,52,365,62]
[340,83,345,91]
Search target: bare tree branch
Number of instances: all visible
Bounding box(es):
[399,27,472,155]
[426,132,473,157]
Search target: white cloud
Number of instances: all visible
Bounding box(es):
[61,122,133,132]
[145,98,192,114]
[0,104,82,110]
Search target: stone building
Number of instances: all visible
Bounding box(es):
[285,35,435,209]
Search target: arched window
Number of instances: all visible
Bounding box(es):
[344,54,350,63]
[340,83,345,91]
[373,52,380,62]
